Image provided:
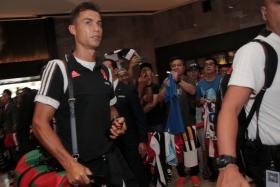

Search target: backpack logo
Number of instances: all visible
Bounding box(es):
[71,70,80,78]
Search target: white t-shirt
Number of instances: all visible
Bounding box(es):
[229,31,280,145]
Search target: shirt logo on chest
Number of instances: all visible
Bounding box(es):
[71,70,80,78]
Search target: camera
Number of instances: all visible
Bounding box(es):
[104,48,139,62]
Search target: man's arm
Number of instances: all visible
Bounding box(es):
[216,85,252,187]
[142,87,153,104]
[127,55,139,83]
[32,102,92,185]
[110,105,119,120]
[143,93,158,113]
[158,78,168,102]
[178,80,196,95]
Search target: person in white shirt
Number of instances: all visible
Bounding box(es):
[217,0,280,187]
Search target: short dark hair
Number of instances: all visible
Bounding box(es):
[204,57,218,65]
[70,2,101,24]
[3,89,11,97]
[140,62,153,71]
[102,59,118,69]
[168,56,185,66]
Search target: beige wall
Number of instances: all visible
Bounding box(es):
[54,0,265,72]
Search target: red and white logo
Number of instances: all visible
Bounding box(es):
[71,70,80,78]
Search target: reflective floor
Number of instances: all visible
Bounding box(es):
[167,177,216,187]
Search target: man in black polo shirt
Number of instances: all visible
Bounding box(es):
[32,2,130,186]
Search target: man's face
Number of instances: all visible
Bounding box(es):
[261,0,280,35]
[69,10,103,50]
[204,60,217,75]
[0,92,10,105]
[118,70,130,84]
[187,69,199,81]
[170,59,185,76]
[219,66,229,77]
[140,67,153,79]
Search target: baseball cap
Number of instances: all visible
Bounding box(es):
[187,62,200,71]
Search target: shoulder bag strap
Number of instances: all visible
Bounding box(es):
[244,39,278,130]
[64,54,79,159]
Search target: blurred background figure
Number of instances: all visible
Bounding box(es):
[218,64,231,77]
[103,58,149,187]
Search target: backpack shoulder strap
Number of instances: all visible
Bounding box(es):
[245,39,278,125]
[64,54,79,159]
[252,39,278,88]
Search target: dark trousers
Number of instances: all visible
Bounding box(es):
[176,163,199,177]
[84,147,138,187]
[244,140,280,187]
[118,145,148,187]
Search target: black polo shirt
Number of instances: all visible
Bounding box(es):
[35,55,116,161]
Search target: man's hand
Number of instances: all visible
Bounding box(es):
[217,164,250,187]
[139,70,152,86]
[66,159,92,185]
[130,55,139,67]
[109,117,127,139]
[138,142,147,158]
[171,71,180,82]
[200,98,207,105]
[138,73,148,86]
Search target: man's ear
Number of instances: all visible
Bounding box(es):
[68,24,76,36]
[261,6,267,21]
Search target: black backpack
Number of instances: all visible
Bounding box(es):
[218,39,278,172]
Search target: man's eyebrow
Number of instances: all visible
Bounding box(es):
[82,18,102,22]
[82,18,93,21]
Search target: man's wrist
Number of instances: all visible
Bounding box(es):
[216,155,237,169]
[176,79,181,84]
[218,163,238,172]
[62,155,77,171]
[176,77,182,84]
